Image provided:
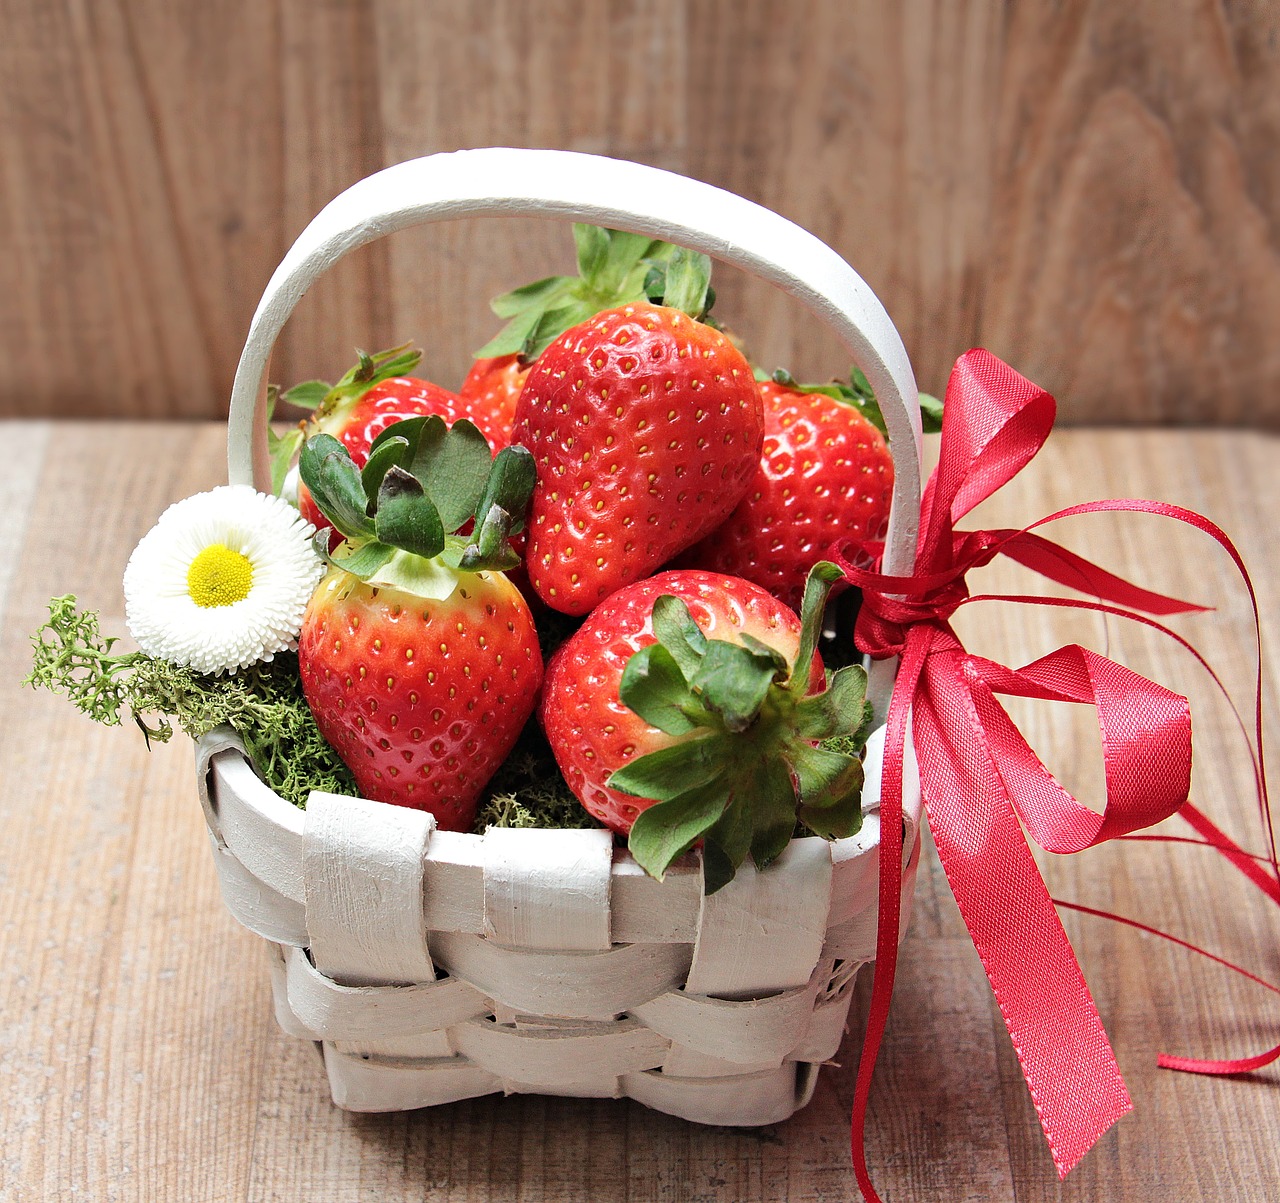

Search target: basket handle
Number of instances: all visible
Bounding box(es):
[226,147,923,578]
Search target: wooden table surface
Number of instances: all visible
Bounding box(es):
[2,422,1277,1202]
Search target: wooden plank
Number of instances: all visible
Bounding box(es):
[0,422,1277,1200]
[3,3,1277,423]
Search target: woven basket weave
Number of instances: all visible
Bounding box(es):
[199,148,926,1125]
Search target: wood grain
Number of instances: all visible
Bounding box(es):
[1,1,1276,424]
[1,422,1276,1201]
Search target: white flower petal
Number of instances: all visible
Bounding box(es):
[123,485,324,675]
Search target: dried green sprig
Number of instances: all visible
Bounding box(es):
[474,719,601,832]
[25,595,356,807]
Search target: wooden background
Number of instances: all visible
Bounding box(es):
[2,0,1278,426]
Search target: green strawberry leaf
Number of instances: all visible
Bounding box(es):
[267,425,304,500]
[688,640,781,732]
[315,533,395,581]
[658,248,713,319]
[457,444,538,573]
[737,632,789,676]
[360,435,412,502]
[793,664,869,738]
[797,779,864,841]
[374,466,446,559]
[627,778,732,881]
[475,226,710,362]
[458,505,519,572]
[618,644,706,736]
[376,416,494,537]
[790,562,845,697]
[490,275,572,321]
[704,801,754,888]
[369,415,428,458]
[598,229,666,293]
[280,379,332,411]
[574,223,610,284]
[650,595,708,679]
[298,435,375,540]
[344,343,421,388]
[523,300,597,360]
[607,732,732,802]
[789,742,864,811]
[919,391,944,433]
[474,444,537,533]
[475,305,550,359]
[701,839,737,895]
[748,756,802,870]
[411,418,492,534]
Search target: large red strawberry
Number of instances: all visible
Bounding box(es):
[513,299,763,616]
[540,564,870,890]
[474,228,764,614]
[296,415,542,830]
[684,373,894,612]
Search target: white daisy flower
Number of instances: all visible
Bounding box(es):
[124,485,324,675]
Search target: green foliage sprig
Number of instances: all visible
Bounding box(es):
[25,596,356,807]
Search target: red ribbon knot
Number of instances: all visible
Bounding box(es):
[834,349,1277,1202]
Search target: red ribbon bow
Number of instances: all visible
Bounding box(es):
[832,350,1278,1200]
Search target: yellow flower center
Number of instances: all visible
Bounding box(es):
[187,543,254,608]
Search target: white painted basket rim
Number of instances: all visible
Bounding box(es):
[198,722,921,910]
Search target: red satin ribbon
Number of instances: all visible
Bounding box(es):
[832,349,1278,1200]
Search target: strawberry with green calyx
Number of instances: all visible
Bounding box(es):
[540,563,870,893]
[683,371,896,612]
[269,343,424,498]
[513,247,763,615]
[297,417,542,829]
[462,226,715,473]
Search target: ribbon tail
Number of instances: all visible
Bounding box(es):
[849,629,928,1203]
[1053,898,1280,1077]
[1178,801,1280,906]
[916,655,1132,1178]
[1159,1043,1280,1076]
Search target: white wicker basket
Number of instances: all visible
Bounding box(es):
[199,148,926,1125]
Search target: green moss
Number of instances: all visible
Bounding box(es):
[26,596,356,807]
[473,719,602,832]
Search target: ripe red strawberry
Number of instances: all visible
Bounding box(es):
[514,302,763,615]
[296,416,542,830]
[541,564,870,890]
[300,568,540,829]
[685,374,894,612]
[459,354,530,447]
